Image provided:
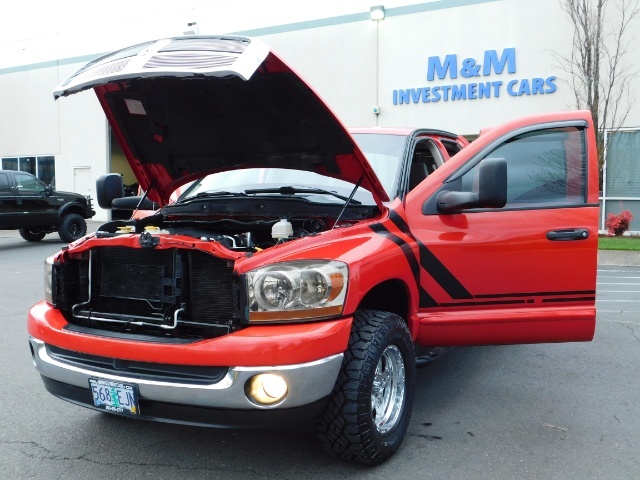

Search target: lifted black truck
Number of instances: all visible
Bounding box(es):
[0,170,95,242]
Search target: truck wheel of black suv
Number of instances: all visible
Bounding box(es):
[316,309,416,465]
[58,213,87,243]
[19,228,46,242]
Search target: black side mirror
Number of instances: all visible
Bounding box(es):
[436,158,507,213]
[45,185,54,196]
[478,158,507,208]
[111,196,157,211]
[96,174,124,209]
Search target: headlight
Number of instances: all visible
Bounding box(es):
[246,260,348,322]
[44,254,57,306]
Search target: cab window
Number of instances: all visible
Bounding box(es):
[0,173,10,194]
[460,127,586,208]
[15,173,46,195]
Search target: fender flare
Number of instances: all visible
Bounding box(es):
[57,202,88,220]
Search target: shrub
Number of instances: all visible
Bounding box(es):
[605,210,634,236]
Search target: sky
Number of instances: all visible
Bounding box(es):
[0,0,430,68]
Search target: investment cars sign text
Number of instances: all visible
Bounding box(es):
[392,48,556,105]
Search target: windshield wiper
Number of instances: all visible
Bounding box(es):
[177,191,247,203]
[243,186,361,205]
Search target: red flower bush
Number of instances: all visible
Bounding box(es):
[605,210,634,236]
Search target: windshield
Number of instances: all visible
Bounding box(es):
[177,133,407,204]
[351,133,406,198]
[179,168,376,205]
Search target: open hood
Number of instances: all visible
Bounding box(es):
[55,35,389,207]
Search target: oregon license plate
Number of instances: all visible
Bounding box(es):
[89,378,139,415]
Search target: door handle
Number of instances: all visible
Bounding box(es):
[546,228,589,241]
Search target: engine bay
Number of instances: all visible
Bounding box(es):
[95,195,379,253]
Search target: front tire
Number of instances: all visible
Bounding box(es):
[19,228,46,242]
[58,213,87,243]
[316,310,416,465]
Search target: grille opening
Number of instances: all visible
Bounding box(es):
[63,247,239,339]
[46,344,228,384]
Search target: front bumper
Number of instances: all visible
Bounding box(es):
[28,301,353,427]
[30,337,343,427]
[40,376,329,428]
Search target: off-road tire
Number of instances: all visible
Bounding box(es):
[316,309,416,465]
[58,213,87,243]
[19,228,46,242]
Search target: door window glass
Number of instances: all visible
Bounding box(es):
[459,127,586,208]
[0,173,10,194]
[15,173,46,195]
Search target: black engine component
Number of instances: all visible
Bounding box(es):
[64,247,240,339]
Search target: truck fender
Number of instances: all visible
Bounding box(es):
[57,202,87,219]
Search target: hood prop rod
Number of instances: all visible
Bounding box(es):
[130,179,157,222]
[332,176,363,230]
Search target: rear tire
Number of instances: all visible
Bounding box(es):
[316,309,416,465]
[58,213,87,243]
[19,228,46,242]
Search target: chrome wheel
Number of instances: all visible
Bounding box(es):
[371,344,405,434]
[317,310,415,465]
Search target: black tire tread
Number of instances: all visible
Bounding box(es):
[316,309,415,465]
[58,213,87,243]
[18,228,46,242]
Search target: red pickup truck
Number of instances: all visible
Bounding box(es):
[28,36,598,465]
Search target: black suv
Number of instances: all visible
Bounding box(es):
[0,170,95,242]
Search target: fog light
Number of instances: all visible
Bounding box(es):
[245,374,288,405]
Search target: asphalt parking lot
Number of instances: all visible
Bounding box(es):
[1,226,638,479]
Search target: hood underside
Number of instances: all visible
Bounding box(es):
[55,36,389,206]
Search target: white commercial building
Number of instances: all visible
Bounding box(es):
[0,0,638,227]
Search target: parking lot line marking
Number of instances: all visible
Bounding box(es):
[596,290,640,293]
[598,269,640,273]
[597,299,640,302]
[597,276,640,279]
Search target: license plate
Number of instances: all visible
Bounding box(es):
[89,378,139,416]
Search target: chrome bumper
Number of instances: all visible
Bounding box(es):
[30,337,342,410]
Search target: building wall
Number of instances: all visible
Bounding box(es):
[0,62,110,218]
[0,66,60,156]
[0,0,638,223]
[250,0,639,133]
[261,20,378,129]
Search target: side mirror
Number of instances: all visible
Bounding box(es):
[111,196,157,211]
[477,157,507,208]
[96,174,124,209]
[436,158,507,213]
[45,185,54,196]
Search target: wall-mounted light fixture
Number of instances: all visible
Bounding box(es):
[184,21,199,35]
[370,5,385,20]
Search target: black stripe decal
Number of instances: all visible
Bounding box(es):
[439,300,526,307]
[370,223,438,308]
[389,210,473,300]
[542,297,596,303]
[475,290,596,299]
